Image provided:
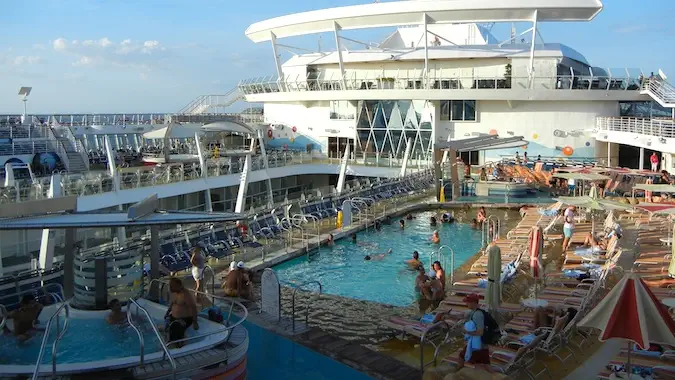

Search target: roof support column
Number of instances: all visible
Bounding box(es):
[62,228,75,299]
[528,10,539,89]
[422,13,429,88]
[234,139,256,213]
[400,138,413,177]
[38,172,62,271]
[270,32,286,92]
[256,130,274,207]
[333,22,348,90]
[336,143,350,193]
[194,132,213,212]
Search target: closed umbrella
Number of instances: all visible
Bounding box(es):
[529,226,544,298]
[579,273,675,376]
[485,243,502,314]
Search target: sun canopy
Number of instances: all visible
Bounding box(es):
[553,172,610,181]
[554,196,631,211]
[437,135,527,152]
[201,121,257,135]
[246,0,603,42]
[143,124,203,139]
[632,184,675,193]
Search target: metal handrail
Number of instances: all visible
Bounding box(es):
[291,281,322,332]
[203,265,215,295]
[127,298,176,379]
[432,246,456,286]
[126,300,145,365]
[146,279,249,347]
[0,283,65,309]
[420,320,454,370]
[0,304,7,330]
[32,302,70,380]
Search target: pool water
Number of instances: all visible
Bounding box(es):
[273,211,485,306]
[244,321,373,380]
[0,317,163,365]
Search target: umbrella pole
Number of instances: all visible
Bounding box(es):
[626,341,632,377]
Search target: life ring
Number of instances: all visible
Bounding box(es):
[267,129,273,138]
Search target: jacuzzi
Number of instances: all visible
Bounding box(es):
[0,298,230,376]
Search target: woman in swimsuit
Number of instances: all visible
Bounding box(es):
[190,247,206,298]
[165,277,199,347]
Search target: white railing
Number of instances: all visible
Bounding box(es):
[239,73,644,95]
[177,88,244,115]
[641,78,675,106]
[596,117,675,139]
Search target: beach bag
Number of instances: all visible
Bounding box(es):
[471,309,500,345]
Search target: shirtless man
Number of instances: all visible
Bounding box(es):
[406,251,423,270]
[106,299,126,325]
[3,295,43,342]
[364,248,393,261]
[222,262,252,299]
[164,277,199,347]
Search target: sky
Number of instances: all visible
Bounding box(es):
[1,0,674,114]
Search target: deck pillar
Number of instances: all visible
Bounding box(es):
[195,132,213,212]
[63,228,75,299]
[234,139,256,213]
[336,144,350,193]
[38,173,63,271]
[528,10,539,89]
[333,22,348,90]
[400,138,413,177]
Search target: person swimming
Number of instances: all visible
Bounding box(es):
[406,214,416,220]
[441,213,455,223]
[407,251,423,270]
[431,230,440,244]
[3,295,44,342]
[106,299,126,325]
[399,219,405,229]
[471,218,479,229]
[430,216,437,226]
[364,248,393,261]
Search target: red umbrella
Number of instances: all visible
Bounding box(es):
[579,273,675,374]
[528,226,544,280]
[635,203,675,215]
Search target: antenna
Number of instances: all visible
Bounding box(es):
[18,87,32,124]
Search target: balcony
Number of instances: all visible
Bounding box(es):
[595,116,675,153]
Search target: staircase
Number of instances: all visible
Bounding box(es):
[641,78,675,108]
[178,88,244,115]
[57,137,88,173]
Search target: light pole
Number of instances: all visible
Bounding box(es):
[18,87,32,124]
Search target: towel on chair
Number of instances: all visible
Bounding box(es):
[463,321,483,362]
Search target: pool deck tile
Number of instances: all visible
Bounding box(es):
[294,327,423,380]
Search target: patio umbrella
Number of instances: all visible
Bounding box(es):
[555,196,631,235]
[529,226,544,298]
[579,273,675,375]
[634,203,675,215]
[485,243,502,314]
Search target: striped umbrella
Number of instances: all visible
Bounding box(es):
[485,243,502,314]
[579,273,675,374]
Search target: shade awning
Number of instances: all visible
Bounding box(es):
[633,184,675,193]
[0,210,244,230]
[437,135,527,152]
[143,124,203,139]
[553,172,610,181]
[246,0,603,42]
[201,121,257,135]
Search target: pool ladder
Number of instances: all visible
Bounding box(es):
[291,281,322,332]
[127,298,177,379]
[31,302,71,380]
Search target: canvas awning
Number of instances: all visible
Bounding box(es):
[632,184,675,193]
[437,135,527,152]
[553,172,610,181]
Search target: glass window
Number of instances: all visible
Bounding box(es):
[440,101,450,121]
[451,100,464,121]
[464,100,476,121]
[329,101,355,120]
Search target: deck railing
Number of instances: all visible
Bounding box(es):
[596,116,675,139]
[239,73,643,95]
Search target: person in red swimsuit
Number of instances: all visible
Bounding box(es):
[236,221,248,238]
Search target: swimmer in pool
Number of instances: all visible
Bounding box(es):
[406,251,423,270]
[430,216,437,226]
[399,219,405,229]
[471,218,479,229]
[406,214,415,220]
[106,299,126,325]
[3,295,44,342]
[324,233,335,247]
[431,230,440,244]
[364,248,393,261]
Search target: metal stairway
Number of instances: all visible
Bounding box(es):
[56,135,88,173]
[178,88,244,115]
[641,78,675,108]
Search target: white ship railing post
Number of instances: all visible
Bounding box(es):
[423,13,429,89]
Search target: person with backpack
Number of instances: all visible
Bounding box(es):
[456,293,497,373]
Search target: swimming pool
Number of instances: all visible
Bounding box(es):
[0,299,229,375]
[245,320,372,380]
[273,211,484,306]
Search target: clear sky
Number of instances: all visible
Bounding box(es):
[1,0,673,114]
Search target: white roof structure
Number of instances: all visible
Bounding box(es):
[143,124,203,139]
[246,0,603,42]
[281,43,590,68]
[437,135,528,152]
[380,24,499,49]
[201,121,258,135]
